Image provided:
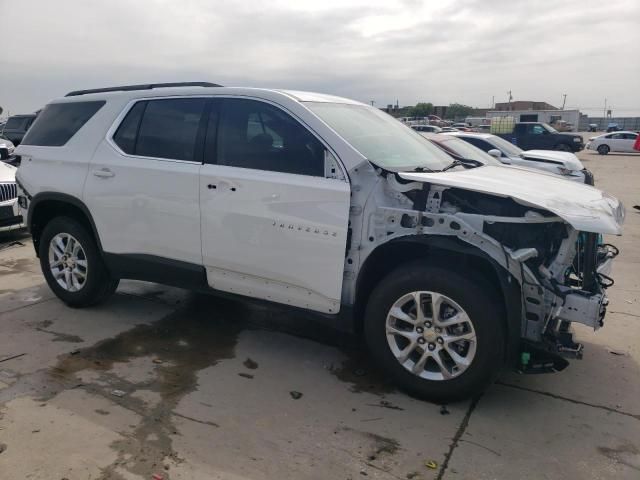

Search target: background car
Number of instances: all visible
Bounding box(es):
[445,132,590,183]
[0,135,15,161]
[419,132,503,167]
[410,124,442,133]
[1,113,38,146]
[587,131,639,155]
[0,162,25,233]
[606,123,622,132]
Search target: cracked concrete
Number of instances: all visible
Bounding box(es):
[0,144,638,479]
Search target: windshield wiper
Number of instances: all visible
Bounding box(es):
[441,158,483,172]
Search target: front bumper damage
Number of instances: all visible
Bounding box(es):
[521,232,619,368]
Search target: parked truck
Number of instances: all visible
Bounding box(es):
[490,117,584,152]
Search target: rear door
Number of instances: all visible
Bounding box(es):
[85,97,207,265]
[622,133,638,152]
[199,98,350,314]
[607,133,625,152]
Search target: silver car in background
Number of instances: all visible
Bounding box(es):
[446,132,591,184]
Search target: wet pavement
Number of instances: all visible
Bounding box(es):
[0,145,639,479]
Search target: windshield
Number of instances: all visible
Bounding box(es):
[305,102,453,171]
[434,137,502,166]
[486,135,523,156]
[542,123,558,133]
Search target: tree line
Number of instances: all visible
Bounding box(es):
[406,102,475,120]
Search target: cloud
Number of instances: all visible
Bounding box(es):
[1,0,639,115]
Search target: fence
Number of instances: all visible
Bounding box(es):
[579,117,640,131]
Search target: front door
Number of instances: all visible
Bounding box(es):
[523,123,553,150]
[199,98,350,314]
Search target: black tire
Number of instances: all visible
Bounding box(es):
[554,144,571,152]
[597,144,610,155]
[364,264,505,403]
[39,216,119,307]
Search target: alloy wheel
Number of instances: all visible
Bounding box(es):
[48,233,89,292]
[385,291,477,381]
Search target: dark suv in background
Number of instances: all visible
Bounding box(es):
[1,113,38,146]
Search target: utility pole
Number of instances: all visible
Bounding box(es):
[507,90,513,111]
[603,98,607,129]
[491,95,495,109]
[561,94,567,110]
[370,100,375,107]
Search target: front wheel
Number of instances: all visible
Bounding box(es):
[597,144,610,155]
[364,265,505,403]
[39,216,119,307]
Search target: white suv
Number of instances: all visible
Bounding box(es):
[15,83,624,402]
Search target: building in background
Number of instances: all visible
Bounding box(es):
[494,100,558,111]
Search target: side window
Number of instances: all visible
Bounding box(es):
[21,102,105,146]
[135,98,207,161]
[113,102,146,154]
[463,137,492,153]
[217,99,325,176]
[530,125,545,135]
[610,133,623,140]
[624,133,638,140]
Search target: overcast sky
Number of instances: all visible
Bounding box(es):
[1,0,639,117]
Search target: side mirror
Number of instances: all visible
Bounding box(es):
[489,149,511,164]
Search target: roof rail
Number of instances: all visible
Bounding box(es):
[65,82,222,97]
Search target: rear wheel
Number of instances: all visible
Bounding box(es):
[597,144,610,155]
[39,216,119,307]
[364,264,505,403]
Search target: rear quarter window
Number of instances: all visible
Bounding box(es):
[21,101,105,146]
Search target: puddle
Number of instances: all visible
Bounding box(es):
[50,294,251,478]
[327,350,395,396]
[34,320,84,343]
[2,291,396,478]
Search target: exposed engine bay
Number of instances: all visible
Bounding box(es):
[342,162,622,373]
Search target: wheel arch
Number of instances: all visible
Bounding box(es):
[353,236,522,364]
[28,192,103,257]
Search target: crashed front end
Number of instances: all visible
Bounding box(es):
[354,165,624,373]
[483,215,620,368]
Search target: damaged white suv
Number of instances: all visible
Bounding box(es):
[16,83,623,402]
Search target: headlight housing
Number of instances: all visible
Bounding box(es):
[557,166,576,176]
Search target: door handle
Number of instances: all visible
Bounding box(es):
[93,168,115,178]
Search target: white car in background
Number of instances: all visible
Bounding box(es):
[0,162,26,232]
[411,124,442,133]
[446,132,591,184]
[0,135,16,161]
[586,131,639,155]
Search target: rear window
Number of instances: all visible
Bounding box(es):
[21,101,105,146]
